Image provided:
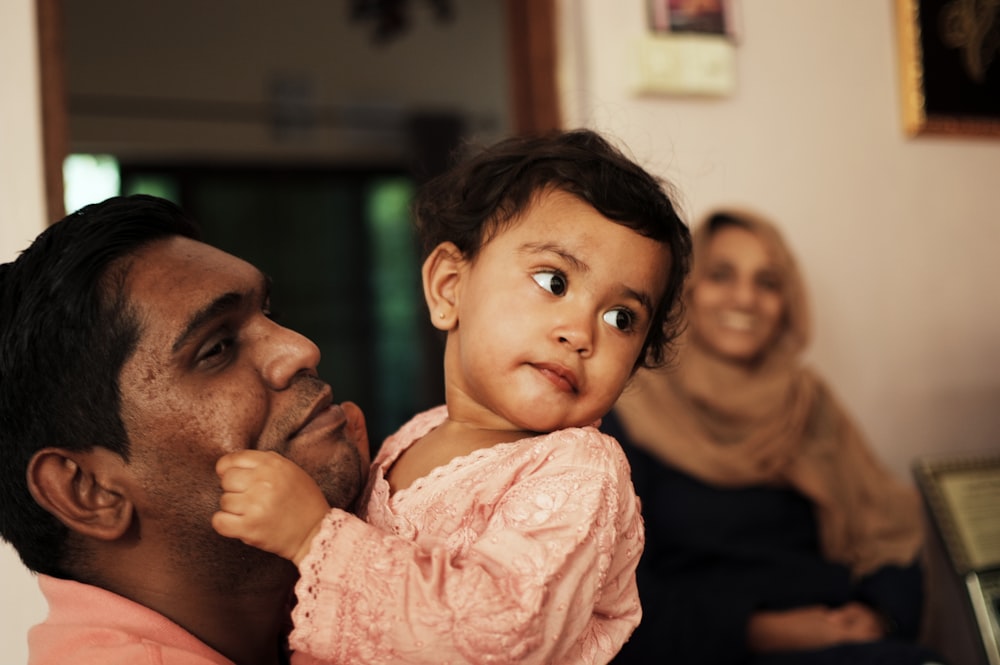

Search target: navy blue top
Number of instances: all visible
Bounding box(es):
[602,409,940,665]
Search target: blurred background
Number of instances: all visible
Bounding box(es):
[3,1,999,662]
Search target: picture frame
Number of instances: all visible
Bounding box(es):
[895,0,1000,137]
[647,0,739,40]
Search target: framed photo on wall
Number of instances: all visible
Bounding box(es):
[647,0,740,39]
[895,0,1000,137]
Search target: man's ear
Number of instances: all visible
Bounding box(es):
[27,447,134,541]
[422,241,465,331]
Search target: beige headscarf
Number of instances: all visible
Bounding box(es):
[615,209,923,577]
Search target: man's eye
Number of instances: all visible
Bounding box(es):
[199,338,234,363]
[603,308,635,332]
[532,270,567,296]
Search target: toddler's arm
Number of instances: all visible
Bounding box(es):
[212,450,329,565]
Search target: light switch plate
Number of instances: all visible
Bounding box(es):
[632,34,736,97]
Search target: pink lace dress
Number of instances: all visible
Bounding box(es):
[291,406,644,664]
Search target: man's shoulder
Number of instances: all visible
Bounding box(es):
[30,575,235,665]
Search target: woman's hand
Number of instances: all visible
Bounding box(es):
[747,602,886,652]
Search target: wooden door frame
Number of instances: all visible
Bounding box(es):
[505,0,562,134]
[37,0,67,223]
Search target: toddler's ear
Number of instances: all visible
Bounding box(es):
[422,241,464,331]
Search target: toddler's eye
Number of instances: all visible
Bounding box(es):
[532,271,567,296]
[603,308,635,332]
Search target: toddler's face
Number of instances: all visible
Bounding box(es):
[442,188,672,434]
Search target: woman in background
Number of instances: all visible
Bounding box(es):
[605,210,942,664]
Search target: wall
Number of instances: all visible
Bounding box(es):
[559,0,1000,479]
[0,1,52,661]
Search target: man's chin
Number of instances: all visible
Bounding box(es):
[314,444,367,511]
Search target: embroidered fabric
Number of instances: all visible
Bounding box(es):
[291,406,643,664]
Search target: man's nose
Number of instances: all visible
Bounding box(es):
[258,319,322,389]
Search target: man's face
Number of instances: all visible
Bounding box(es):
[115,236,368,572]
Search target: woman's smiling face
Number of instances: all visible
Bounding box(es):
[688,224,786,364]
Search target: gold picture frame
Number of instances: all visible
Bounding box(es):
[895,0,1000,137]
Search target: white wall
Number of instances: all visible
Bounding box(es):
[0,1,52,661]
[559,0,1000,479]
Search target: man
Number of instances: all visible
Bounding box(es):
[0,194,370,664]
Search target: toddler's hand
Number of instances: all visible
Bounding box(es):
[212,449,330,565]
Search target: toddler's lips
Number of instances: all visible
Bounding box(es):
[535,363,578,393]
